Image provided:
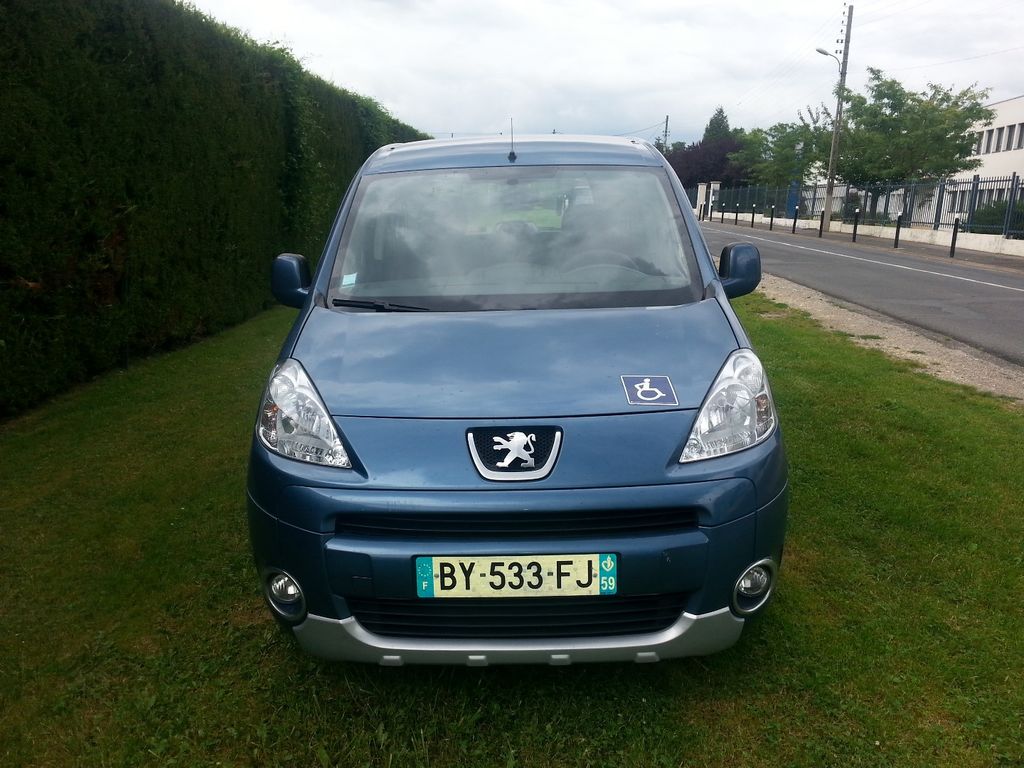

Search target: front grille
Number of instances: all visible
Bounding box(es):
[334,509,697,539]
[347,593,688,639]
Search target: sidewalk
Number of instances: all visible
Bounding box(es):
[701,217,1024,276]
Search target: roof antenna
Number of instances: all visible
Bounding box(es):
[508,118,517,162]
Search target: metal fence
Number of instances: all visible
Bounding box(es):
[711,173,1024,238]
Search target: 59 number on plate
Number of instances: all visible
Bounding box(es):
[416,553,617,598]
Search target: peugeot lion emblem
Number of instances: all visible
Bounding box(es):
[467,427,562,481]
[493,431,536,468]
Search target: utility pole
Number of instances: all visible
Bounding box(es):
[662,116,669,150]
[821,4,853,231]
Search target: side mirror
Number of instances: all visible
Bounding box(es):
[272,253,311,308]
[718,243,761,299]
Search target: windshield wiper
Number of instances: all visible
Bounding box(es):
[331,297,432,312]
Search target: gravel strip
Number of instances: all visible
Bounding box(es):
[757,273,1024,404]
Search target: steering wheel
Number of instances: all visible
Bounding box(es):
[562,248,645,272]
[495,220,539,237]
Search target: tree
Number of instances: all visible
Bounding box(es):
[663,108,748,188]
[729,109,829,188]
[837,68,993,186]
[665,136,747,188]
[702,107,732,142]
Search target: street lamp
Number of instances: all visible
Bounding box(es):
[816,47,839,65]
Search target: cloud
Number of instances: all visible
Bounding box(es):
[191,0,1024,142]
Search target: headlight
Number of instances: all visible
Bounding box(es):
[679,349,776,463]
[257,359,351,468]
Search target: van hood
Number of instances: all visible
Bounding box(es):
[292,301,737,418]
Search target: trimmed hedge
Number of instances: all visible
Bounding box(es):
[967,199,1024,238]
[0,0,425,415]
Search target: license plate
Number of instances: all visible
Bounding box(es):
[416,553,617,598]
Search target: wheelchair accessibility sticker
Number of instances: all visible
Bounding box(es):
[620,375,678,406]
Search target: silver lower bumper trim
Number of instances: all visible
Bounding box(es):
[292,607,744,666]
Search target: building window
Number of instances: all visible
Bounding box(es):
[996,189,1005,202]
[984,129,994,153]
[948,191,958,212]
[995,127,1005,152]
[1018,123,1024,150]
[974,132,983,155]
[1007,125,1017,152]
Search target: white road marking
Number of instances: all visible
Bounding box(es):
[702,227,1024,295]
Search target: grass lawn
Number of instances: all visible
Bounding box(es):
[1,296,1022,767]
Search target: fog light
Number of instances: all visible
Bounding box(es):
[737,565,770,597]
[269,573,302,604]
[263,569,306,623]
[732,559,776,616]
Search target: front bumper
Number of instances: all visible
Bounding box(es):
[247,429,788,664]
[294,606,743,666]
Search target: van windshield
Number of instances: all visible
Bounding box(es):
[329,165,703,311]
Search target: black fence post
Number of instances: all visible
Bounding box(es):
[933,180,946,230]
[852,209,860,242]
[966,175,980,232]
[751,204,756,228]
[1002,173,1019,238]
[818,210,825,238]
[791,206,798,234]
[720,203,725,223]
[769,204,775,231]
[734,203,739,225]
[894,213,902,248]
[950,217,960,258]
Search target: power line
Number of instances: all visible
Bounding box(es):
[731,8,848,122]
[731,13,837,109]
[857,0,933,27]
[612,120,667,137]
[423,122,674,140]
[421,131,504,138]
[887,45,1024,71]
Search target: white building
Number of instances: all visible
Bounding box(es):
[969,95,1024,177]
[939,95,1024,217]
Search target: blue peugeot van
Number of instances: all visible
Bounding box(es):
[247,135,787,665]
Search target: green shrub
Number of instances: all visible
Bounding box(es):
[0,0,425,416]
[966,198,1024,237]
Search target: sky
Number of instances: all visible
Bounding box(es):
[188,0,1023,144]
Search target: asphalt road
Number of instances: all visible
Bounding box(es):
[700,221,1024,366]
